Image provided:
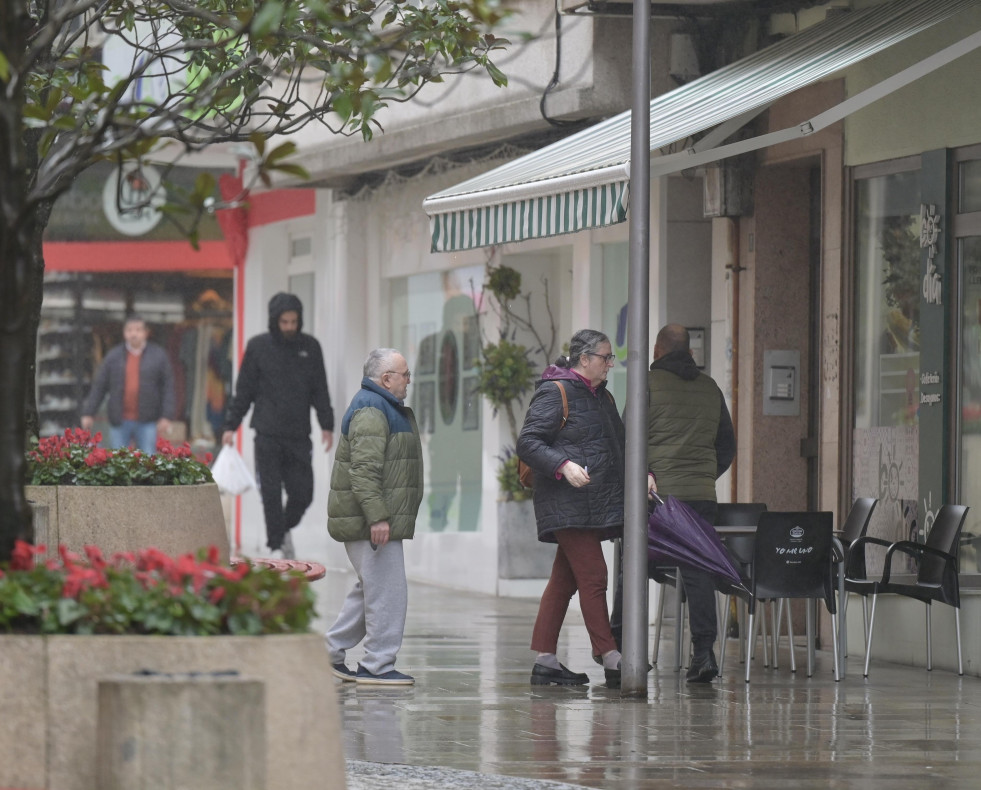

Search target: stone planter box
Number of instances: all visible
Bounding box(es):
[497,500,555,579]
[26,482,229,564]
[0,633,346,790]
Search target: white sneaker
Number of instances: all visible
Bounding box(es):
[268,549,286,560]
[282,532,296,559]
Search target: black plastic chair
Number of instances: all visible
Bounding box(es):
[716,503,767,675]
[649,562,686,670]
[844,504,969,677]
[839,497,879,549]
[742,511,839,683]
[615,539,686,670]
[648,502,702,671]
[833,497,877,662]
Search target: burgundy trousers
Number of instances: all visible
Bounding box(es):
[531,528,618,658]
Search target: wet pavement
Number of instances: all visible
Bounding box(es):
[308,569,981,790]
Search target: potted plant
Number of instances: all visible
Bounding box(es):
[0,541,345,790]
[24,428,231,563]
[474,263,557,475]
[473,263,557,581]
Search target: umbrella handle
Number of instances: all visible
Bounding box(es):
[650,491,665,507]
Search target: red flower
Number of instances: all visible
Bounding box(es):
[84,545,107,570]
[84,447,112,467]
[61,566,106,598]
[10,540,41,571]
[136,547,172,573]
[58,545,81,567]
[110,551,137,568]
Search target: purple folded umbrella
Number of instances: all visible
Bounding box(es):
[648,492,746,591]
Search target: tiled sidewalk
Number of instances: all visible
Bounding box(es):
[311,570,981,790]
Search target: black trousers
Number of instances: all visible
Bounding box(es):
[254,434,314,550]
[611,499,719,657]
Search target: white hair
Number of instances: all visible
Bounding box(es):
[364,348,401,382]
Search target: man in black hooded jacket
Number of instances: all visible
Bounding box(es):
[221,292,334,557]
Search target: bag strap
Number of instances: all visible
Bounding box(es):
[551,379,610,421]
[553,381,569,429]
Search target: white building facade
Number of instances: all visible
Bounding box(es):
[228,0,981,674]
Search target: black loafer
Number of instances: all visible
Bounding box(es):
[686,651,719,683]
[531,662,589,686]
[604,661,653,689]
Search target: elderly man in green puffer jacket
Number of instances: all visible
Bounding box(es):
[324,348,423,686]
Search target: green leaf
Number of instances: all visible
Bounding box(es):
[486,62,508,88]
[249,131,267,157]
[56,598,85,627]
[0,51,10,83]
[251,2,286,37]
[332,93,353,122]
[264,140,298,163]
[11,587,39,616]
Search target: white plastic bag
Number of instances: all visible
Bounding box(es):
[210,445,257,496]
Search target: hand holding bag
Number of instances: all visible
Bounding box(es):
[210,445,257,496]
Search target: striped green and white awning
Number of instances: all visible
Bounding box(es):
[429,180,629,253]
[424,0,980,253]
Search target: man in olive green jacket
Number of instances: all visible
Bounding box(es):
[646,324,735,683]
[325,348,423,685]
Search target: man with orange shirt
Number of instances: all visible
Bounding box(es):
[81,315,176,453]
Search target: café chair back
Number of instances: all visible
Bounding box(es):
[649,562,687,670]
[837,497,878,579]
[716,503,767,675]
[834,497,877,662]
[844,504,969,677]
[743,511,839,683]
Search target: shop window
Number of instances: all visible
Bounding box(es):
[37,272,234,454]
[954,148,981,577]
[288,272,315,331]
[959,159,981,214]
[290,236,312,259]
[597,242,629,402]
[957,237,981,573]
[390,266,484,533]
[851,168,921,559]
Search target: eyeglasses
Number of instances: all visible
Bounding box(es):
[386,369,411,380]
[586,353,616,364]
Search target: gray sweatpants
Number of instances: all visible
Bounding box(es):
[325,540,408,676]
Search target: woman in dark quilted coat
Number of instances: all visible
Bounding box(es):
[516,329,625,688]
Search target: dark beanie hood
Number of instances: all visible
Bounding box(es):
[651,349,700,381]
[268,292,304,337]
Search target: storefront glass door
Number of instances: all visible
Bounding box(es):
[956,236,981,573]
[851,168,922,559]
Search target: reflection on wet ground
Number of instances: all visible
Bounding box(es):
[312,571,981,789]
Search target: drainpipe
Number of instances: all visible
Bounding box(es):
[726,219,745,502]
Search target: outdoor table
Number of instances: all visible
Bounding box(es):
[714,525,757,536]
